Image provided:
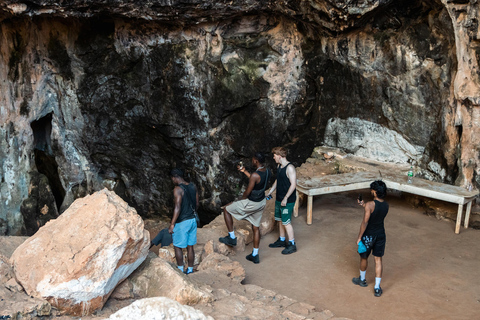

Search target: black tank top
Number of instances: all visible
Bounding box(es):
[276,163,296,203]
[177,183,196,223]
[364,200,389,236]
[248,169,270,202]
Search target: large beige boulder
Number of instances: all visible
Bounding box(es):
[106,297,214,320]
[112,252,213,304]
[10,189,150,316]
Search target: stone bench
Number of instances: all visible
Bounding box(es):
[295,171,479,234]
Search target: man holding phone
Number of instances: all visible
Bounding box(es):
[352,180,389,297]
[219,152,270,264]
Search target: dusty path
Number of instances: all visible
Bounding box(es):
[231,191,480,320]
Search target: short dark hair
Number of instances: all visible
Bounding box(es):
[253,152,266,164]
[370,180,387,199]
[170,168,184,178]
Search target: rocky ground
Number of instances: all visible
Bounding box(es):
[1,150,476,319]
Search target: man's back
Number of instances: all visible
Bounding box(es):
[364,200,388,236]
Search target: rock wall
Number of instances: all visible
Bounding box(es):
[1,0,480,234]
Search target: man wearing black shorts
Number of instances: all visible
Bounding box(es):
[352,180,389,297]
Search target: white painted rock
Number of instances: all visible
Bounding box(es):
[10,189,150,316]
[324,117,425,164]
[106,297,214,320]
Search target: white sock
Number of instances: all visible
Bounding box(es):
[360,270,366,281]
[252,248,259,256]
[280,236,286,241]
[177,265,184,272]
[229,231,236,239]
[375,277,381,289]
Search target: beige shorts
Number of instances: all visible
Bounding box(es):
[226,198,266,227]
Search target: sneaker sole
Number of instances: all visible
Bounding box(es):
[219,238,236,247]
[246,256,259,264]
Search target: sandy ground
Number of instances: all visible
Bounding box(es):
[231,190,480,320]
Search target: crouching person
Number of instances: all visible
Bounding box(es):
[169,168,198,274]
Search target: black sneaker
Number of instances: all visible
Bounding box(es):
[246,253,260,264]
[374,287,383,297]
[352,277,368,287]
[219,235,237,247]
[269,238,286,248]
[281,243,297,254]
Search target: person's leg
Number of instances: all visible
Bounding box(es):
[352,254,369,287]
[186,245,195,272]
[281,203,296,254]
[279,222,286,238]
[284,223,294,244]
[172,221,188,272]
[174,246,184,271]
[252,225,260,252]
[219,205,239,246]
[151,228,167,247]
[246,224,261,264]
[360,257,368,272]
[223,207,234,233]
[374,256,383,286]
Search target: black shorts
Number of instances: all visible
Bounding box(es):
[359,234,386,258]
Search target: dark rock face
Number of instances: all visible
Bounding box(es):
[0,0,479,234]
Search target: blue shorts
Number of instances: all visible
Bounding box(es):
[172,218,197,248]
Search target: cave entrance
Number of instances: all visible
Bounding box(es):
[30,113,65,210]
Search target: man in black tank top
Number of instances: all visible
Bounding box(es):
[352,180,389,297]
[219,153,270,264]
[266,147,297,255]
[169,169,198,274]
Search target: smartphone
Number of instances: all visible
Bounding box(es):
[358,194,362,202]
[266,195,272,200]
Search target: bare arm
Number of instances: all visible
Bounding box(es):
[242,172,260,199]
[169,186,183,234]
[239,166,251,178]
[357,200,374,244]
[281,165,297,206]
[267,179,277,196]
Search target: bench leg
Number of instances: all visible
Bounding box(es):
[464,201,473,229]
[293,191,299,218]
[455,204,464,234]
[307,195,313,225]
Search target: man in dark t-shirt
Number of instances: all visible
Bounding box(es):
[352,180,389,297]
[169,168,198,274]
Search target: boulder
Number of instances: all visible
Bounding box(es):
[0,286,52,319]
[197,227,246,255]
[197,252,246,283]
[112,252,213,304]
[10,189,150,316]
[106,297,214,320]
[0,254,14,284]
[0,236,28,258]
